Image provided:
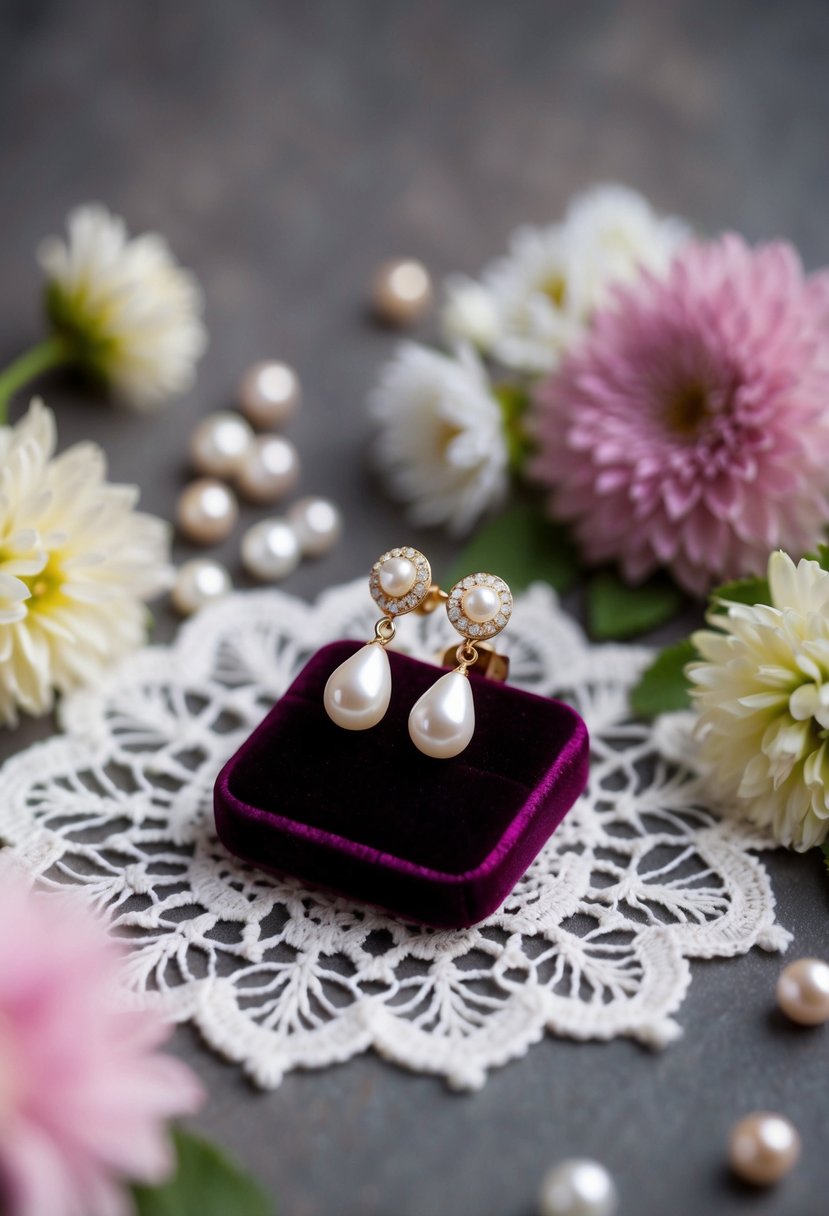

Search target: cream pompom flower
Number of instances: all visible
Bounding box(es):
[32,203,207,411]
[689,551,829,850]
[0,398,171,724]
[369,342,509,534]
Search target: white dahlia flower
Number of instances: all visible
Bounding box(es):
[38,204,207,410]
[0,399,171,724]
[369,343,508,535]
[689,551,829,850]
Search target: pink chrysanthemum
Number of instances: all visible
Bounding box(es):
[532,234,829,594]
[0,879,203,1216]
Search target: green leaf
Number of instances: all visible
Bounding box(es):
[493,383,533,472]
[710,576,771,611]
[443,503,581,594]
[587,568,685,640]
[132,1130,272,1216]
[630,638,697,719]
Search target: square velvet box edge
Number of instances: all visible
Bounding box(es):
[213,688,589,929]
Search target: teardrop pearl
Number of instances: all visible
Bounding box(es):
[324,644,392,730]
[408,670,475,759]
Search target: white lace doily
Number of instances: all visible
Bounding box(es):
[0,580,790,1091]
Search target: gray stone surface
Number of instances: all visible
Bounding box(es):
[1,2,828,1212]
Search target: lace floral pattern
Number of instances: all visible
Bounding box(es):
[0,581,790,1090]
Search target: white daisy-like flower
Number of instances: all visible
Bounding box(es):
[440,275,500,351]
[0,398,171,724]
[689,550,829,850]
[369,343,509,535]
[482,222,590,374]
[38,204,207,410]
[562,182,690,306]
[441,184,688,375]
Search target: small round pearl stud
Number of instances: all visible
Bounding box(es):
[238,360,301,429]
[728,1112,800,1186]
[177,479,238,545]
[241,518,301,582]
[370,258,433,327]
[287,496,342,558]
[189,411,252,478]
[236,435,301,504]
[539,1158,618,1216]
[171,559,232,616]
[776,957,829,1025]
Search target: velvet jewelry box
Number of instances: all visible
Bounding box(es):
[214,640,589,929]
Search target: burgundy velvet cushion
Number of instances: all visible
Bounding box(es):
[214,640,589,929]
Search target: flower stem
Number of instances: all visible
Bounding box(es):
[0,335,73,424]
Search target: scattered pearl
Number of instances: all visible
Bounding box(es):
[462,584,501,624]
[238,361,301,429]
[777,957,829,1025]
[189,411,252,477]
[371,258,433,326]
[287,496,342,558]
[378,555,417,599]
[177,479,238,545]
[171,559,232,616]
[539,1159,617,1216]
[236,435,301,504]
[241,518,301,582]
[728,1112,800,1186]
[408,670,475,759]
[324,644,392,730]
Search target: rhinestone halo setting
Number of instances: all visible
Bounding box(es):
[369,547,432,616]
[447,572,513,641]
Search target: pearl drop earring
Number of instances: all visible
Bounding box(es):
[408,572,512,759]
[324,547,432,731]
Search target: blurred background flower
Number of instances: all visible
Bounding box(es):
[0,876,203,1216]
[0,204,206,417]
[689,551,829,850]
[440,184,687,375]
[370,342,509,535]
[532,234,829,594]
[0,398,171,724]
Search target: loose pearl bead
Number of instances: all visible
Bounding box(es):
[777,957,829,1025]
[287,496,342,557]
[241,518,301,581]
[177,479,238,545]
[171,559,232,616]
[539,1159,618,1216]
[462,584,501,624]
[371,258,433,326]
[236,435,300,504]
[189,411,252,477]
[728,1113,801,1186]
[408,670,475,759]
[238,361,301,428]
[379,556,417,599]
[324,644,392,730]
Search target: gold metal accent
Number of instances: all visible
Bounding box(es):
[373,617,396,645]
[439,641,509,682]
